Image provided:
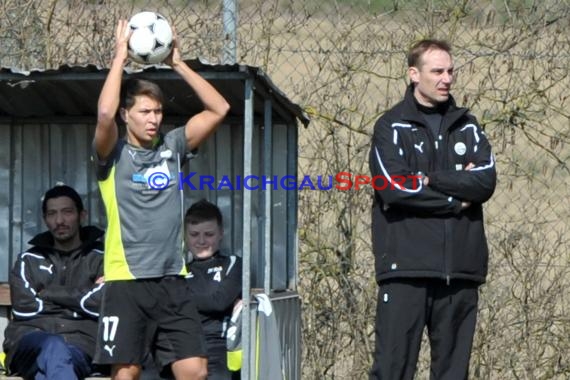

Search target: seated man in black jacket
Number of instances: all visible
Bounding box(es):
[184,199,242,380]
[2,184,106,380]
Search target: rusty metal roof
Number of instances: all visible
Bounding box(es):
[0,60,310,126]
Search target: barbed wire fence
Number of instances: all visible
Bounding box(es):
[1,0,569,378]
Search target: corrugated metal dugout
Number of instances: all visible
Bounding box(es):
[0,61,309,380]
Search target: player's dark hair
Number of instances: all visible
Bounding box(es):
[42,185,84,215]
[121,78,165,110]
[185,199,223,228]
[407,39,452,68]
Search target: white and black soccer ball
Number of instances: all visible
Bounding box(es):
[127,11,173,64]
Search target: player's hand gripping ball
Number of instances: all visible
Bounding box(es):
[127,11,173,64]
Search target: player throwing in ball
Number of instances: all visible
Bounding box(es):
[92,19,230,380]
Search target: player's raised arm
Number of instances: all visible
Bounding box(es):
[94,19,130,160]
[165,28,230,151]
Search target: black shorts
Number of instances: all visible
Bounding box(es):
[93,276,206,372]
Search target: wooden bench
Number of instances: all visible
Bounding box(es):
[0,284,10,307]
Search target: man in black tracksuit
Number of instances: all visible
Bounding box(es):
[184,200,242,380]
[2,185,106,380]
[368,39,496,380]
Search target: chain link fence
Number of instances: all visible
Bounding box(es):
[1,0,569,378]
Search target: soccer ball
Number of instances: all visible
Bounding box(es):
[127,11,173,64]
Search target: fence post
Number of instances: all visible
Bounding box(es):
[222,0,237,64]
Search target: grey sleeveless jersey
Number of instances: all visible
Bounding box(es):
[95,127,188,280]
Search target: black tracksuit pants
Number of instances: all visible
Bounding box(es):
[369,278,479,380]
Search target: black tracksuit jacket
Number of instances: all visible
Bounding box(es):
[186,252,242,338]
[3,226,105,366]
[369,85,496,285]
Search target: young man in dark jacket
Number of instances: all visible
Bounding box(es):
[368,39,496,380]
[2,185,106,380]
[184,200,242,380]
